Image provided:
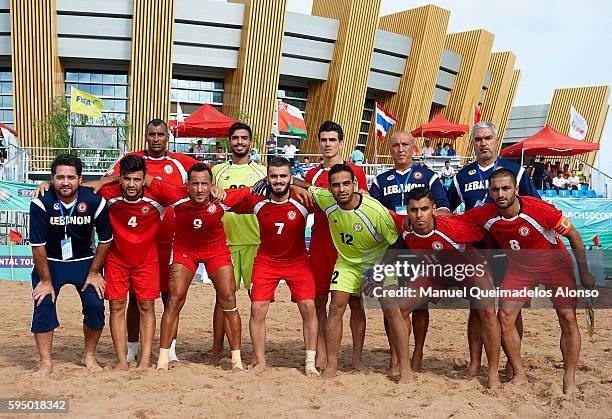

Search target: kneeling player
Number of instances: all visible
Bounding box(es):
[464,169,595,394]
[383,187,501,388]
[151,164,246,371]
[231,157,319,376]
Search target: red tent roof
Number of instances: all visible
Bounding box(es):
[0,122,18,138]
[410,114,469,139]
[168,104,240,138]
[500,125,599,157]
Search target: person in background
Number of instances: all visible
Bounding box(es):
[439,160,455,189]
[214,142,226,165]
[266,133,277,157]
[447,143,457,157]
[567,170,581,191]
[576,163,588,187]
[194,140,205,161]
[351,147,365,166]
[440,143,449,157]
[250,147,262,165]
[301,157,315,174]
[552,172,567,191]
[562,163,571,178]
[434,143,443,156]
[292,160,305,179]
[283,139,298,166]
[532,157,547,190]
[422,140,435,158]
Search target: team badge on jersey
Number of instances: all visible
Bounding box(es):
[386,174,395,181]
[468,169,477,175]
[287,210,296,220]
[208,204,216,213]
[77,202,88,213]
[53,203,60,210]
[353,223,363,232]
[432,241,443,250]
[141,206,150,214]
[413,171,424,180]
[519,226,530,236]
[164,164,174,174]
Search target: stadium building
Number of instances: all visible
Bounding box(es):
[0,0,609,170]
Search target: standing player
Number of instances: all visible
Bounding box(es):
[98,155,166,370]
[369,130,450,374]
[305,120,368,370]
[151,164,247,371]
[385,187,501,388]
[294,164,412,382]
[446,121,539,378]
[464,169,595,394]
[29,154,112,375]
[230,157,319,375]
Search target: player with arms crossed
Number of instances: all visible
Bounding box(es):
[464,168,595,394]
[305,120,368,370]
[29,154,112,375]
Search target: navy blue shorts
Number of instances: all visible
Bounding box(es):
[31,258,105,333]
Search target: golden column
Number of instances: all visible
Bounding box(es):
[442,29,494,157]
[364,5,451,162]
[302,0,381,158]
[128,0,176,150]
[223,0,288,152]
[496,69,521,152]
[9,0,63,149]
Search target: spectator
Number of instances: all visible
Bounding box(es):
[412,142,420,157]
[552,172,567,191]
[301,157,315,173]
[562,163,571,178]
[422,140,435,157]
[187,145,194,156]
[567,170,581,191]
[533,156,547,190]
[291,161,305,179]
[0,151,5,180]
[214,142,226,164]
[266,133,277,157]
[282,139,297,166]
[447,143,457,156]
[576,163,588,186]
[249,147,262,164]
[350,147,364,166]
[417,157,430,169]
[440,143,450,157]
[434,143,443,156]
[194,139,205,161]
[439,160,455,189]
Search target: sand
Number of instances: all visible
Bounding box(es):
[0,279,610,418]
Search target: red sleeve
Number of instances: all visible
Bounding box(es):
[228,194,261,214]
[222,187,253,209]
[148,178,186,206]
[442,215,485,243]
[353,166,368,191]
[390,210,405,234]
[105,156,124,177]
[528,198,572,236]
[98,184,115,201]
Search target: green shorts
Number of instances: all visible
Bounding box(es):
[230,245,257,290]
[329,259,366,297]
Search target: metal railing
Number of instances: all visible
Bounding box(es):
[22,147,123,175]
[578,158,612,198]
[1,143,29,182]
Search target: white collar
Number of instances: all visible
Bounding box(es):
[477,161,497,171]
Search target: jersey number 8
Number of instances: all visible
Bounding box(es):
[509,239,521,250]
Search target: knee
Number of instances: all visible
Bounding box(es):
[137,300,155,314]
[478,307,497,323]
[497,310,516,330]
[167,293,185,312]
[218,293,237,310]
[109,300,127,314]
[250,305,267,321]
[558,311,578,332]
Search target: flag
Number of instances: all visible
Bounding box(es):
[70,87,104,118]
[569,106,588,140]
[592,234,600,248]
[9,230,22,244]
[277,99,307,139]
[375,102,398,141]
[473,104,481,125]
[176,101,185,123]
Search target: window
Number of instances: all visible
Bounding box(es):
[275,87,308,150]
[0,70,14,129]
[357,98,375,152]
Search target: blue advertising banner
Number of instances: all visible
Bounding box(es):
[546,198,612,249]
[0,245,34,281]
[0,181,37,212]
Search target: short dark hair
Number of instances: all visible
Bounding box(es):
[229,122,252,139]
[328,163,354,182]
[267,156,292,171]
[146,118,169,134]
[318,120,344,142]
[120,155,146,177]
[187,163,213,182]
[407,187,434,204]
[445,160,450,164]
[51,154,83,176]
[489,168,517,186]
[539,156,545,161]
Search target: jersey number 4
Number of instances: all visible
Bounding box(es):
[128,216,137,228]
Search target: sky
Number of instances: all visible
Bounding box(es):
[286,0,612,172]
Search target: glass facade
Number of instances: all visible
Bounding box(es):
[0,70,13,128]
[358,98,375,153]
[276,86,308,150]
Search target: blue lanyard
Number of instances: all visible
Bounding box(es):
[57,193,77,238]
[475,158,498,201]
[394,168,413,206]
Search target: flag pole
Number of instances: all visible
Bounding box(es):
[9,241,14,281]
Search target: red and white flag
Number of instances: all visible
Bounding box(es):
[473,104,481,125]
[375,102,399,141]
[569,106,588,140]
[277,99,307,139]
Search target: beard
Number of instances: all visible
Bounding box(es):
[270,183,290,198]
[495,195,515,209]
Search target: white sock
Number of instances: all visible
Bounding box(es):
[127,341,139,362]
[231,350,244,370]
[305,350,319,376]
[169,339,179,361]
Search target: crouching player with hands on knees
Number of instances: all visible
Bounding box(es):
[146,164,246,371]
[376,187,501,388]
[463,168,596,394]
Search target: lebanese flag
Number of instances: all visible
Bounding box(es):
[473,104,481,125]
[278,99,307,139]
[9,230,22,244]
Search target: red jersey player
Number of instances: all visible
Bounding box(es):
[99,155,166,370]
[305,120,368,370]
[231,157,319,376]
[386,187,501,388]
[464,168,595,394]
[147,164,248,371]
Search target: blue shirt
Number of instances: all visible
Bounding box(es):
[448,149,457,156]
[369,165,450,212]
[447,158,539,211]
[30,186,113,261]
[351,150,364,165]
[292,166,305,178]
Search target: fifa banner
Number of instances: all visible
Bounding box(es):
[0,181,36,212]
[546,198,612,249]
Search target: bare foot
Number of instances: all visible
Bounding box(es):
[210,346,223,366]
[455,364,480,378]
[488,374,502,389]
[33,361,53,377]
[321,368,338,380]
[82,354,103,373]
[509,374,528,386]
[351,363,363,373]
[247,362,266,373]
[411,356,424,373]
[563,377,579,395]
[504,362,514,380]
[387,364,400,378]
[114,362,129,372]
[137,361,152,370]
[397,373,414,384]
[315,355,327,370]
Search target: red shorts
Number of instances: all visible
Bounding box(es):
[171,242,233,275]
[157,242,172,293]
[105,259,160,301]
[251,257,315,302]
[309,253,337,296]
[501,263,577,307]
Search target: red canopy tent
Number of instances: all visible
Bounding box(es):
[500,125,599,163]
[410,114,469,139]
[168,103,240,138]
[0,122,18,138]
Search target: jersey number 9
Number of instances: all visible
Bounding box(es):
[193,219,203,229]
